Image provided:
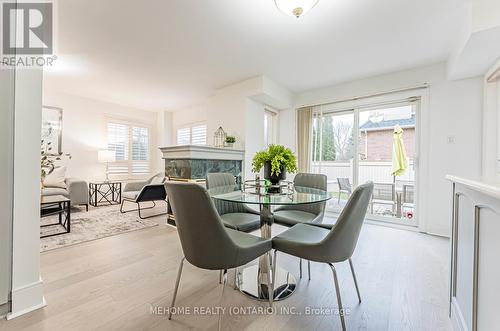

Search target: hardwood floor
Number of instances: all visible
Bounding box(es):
[0,220,451,331]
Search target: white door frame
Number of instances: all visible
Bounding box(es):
[313,88,430,231]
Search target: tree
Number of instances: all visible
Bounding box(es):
[312,116,336,161]
[332,120,354,160]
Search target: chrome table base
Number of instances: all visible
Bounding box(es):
[235,203,297,301]
[236,264,296,301]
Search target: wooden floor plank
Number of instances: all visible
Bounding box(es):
[0,220,451,331]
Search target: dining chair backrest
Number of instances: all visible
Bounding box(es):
[337,178,352,193]
[372,183,395,201]
[136,184,166,202]
[402,184,414,204]
[206,173,247,215]
[165,181,238,270]
[284,173,328,216]
[206,173,236,189]
[322,182,374,262]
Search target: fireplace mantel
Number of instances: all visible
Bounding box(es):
[160,145,245,182]
[159,145,245,161]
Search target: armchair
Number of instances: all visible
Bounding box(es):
[120,173,167,219]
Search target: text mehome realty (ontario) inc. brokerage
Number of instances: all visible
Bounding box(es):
[151,305,351,317]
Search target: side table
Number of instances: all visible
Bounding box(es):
[40,195,71,238]
[89,181,122,207]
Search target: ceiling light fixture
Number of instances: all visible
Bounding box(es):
[274,0,319,18]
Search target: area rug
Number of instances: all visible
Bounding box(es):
[40,204,161,252]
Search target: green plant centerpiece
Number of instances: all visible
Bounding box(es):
[252,144,297,185]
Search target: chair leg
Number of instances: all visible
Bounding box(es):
[138,201,158,219]
[299,258,302,279]
[219,270,222,284]
[218,269,228,331]
[348,258,362,303]
[120,199,126,213]
[234,267,238,290]
[121,200,156,215]
[328,263,346,331]
[137,201,169,219]
[85,204,89,212]
[266,252,273,308]
[169,257,185,320]
[338,190,341,203]
[308,260,311,280]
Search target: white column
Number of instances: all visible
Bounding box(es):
[7,68,46,319]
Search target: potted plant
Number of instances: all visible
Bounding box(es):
[225,136,236,148]
[252,144,297,184]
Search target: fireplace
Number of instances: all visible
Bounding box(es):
[160,145,245,225]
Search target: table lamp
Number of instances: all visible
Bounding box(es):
[98,150,116,182]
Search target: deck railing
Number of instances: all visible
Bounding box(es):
[312,160,415,192]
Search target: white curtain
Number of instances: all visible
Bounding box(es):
[296,107,313,173]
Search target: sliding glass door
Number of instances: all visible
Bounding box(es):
[312,111,355,214]
[312,100,418,226]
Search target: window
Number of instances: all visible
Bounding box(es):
[264,109,278,146]
[176,123,207,145]
[107,120,150,178]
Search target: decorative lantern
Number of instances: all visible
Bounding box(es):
[214,126,226,148]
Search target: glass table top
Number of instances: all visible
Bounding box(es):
[208,185,332,206]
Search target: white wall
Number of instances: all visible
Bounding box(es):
[0,65,15,313]
[290,63,483,237]
[169,76,293,180]
[171,104,207,144]
[482,58,500,183]
[9,68,46,319]
[472,0,500,32]
[42,92,161,182]
[206,77,262,152]
[156,111,173,171]
[244,98,265,179]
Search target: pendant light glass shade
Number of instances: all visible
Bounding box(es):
[274,0,319,18]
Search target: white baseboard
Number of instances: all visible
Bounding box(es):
[6,278,46,320]
[450,297,468,331]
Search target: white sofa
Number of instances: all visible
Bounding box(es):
[41,177,89,210]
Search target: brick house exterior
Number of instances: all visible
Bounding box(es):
[359,128,415,161]
[359,115,415,161]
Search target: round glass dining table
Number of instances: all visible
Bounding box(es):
[208,185,332,301]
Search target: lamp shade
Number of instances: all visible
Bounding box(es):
[98,150,116,163]
[275,0,319,18]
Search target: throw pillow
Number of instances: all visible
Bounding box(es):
[43,166,67,189]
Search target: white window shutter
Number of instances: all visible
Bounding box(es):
[132,126,150,175]
[191,124,207,145]
[177,127,191,145]
[107,121,151,178]
[107,123,129,161]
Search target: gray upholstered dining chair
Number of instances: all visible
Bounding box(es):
[273,173,328,279]
[206,173,260,233]
[271,182,374,331]
[207,173,262,286]
[165,182,273,330]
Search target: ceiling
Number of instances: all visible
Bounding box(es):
[44,0,468,111]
